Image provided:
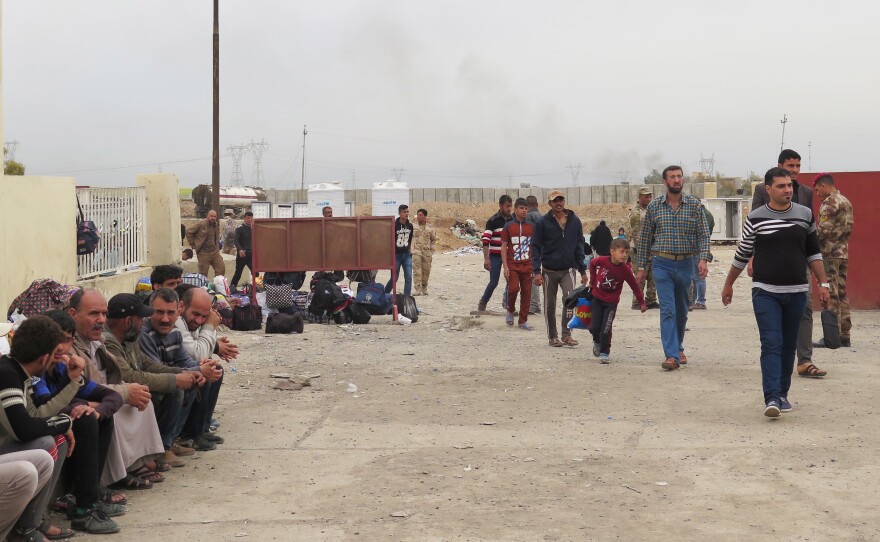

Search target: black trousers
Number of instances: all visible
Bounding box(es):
[589,298,618,355]
[231,251,253,287]
[71,414,114,510]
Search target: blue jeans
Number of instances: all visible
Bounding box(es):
[480,254,503,305]
[386,252,413,296]
[752,288,806,403]
[691,256,706,305]
[652,256,694,362]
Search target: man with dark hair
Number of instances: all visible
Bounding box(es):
[501,198,535,330]
[385,204,415,297]
[630,186,658,310]
[411,208,437,296]
[751,149,825,377]
[635,166,711,370]
[322,206,333,218]
[722,167,830,417]
[231,211,254,291]
[67,289,165,490]
[150,264,184,290]
[181,248,193,261]
[186,209,225,278]
[590,220,613,256]
[532,191,589,347]
[812,173,854,348]
[524,195,543,314]
[140,289,222,452]
[478,195,513,312]
[103,294,202,468]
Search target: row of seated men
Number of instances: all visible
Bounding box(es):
[0,264,238,538]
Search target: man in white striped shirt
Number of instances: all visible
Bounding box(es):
[721,167,830,418]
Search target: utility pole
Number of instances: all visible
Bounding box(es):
[300,125,307,193]
[779,114,788,152]
[211,0,220,214]
[808,141,812,171]
[351,169,356,191]
[566,163,583,187]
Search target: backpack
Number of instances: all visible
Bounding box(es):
[346,302,372,325]
[265,313,304,334]
[347,270,376,283]
[183,273,210,288]
[7,279,76,319]
[76,195,101,256]
[394,294,419,323]
[355,282,391,315]
[232,304,262,331]
[309,280,347,315]
[263,272,306,292]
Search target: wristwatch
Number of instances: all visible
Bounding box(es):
[819,282,830,288]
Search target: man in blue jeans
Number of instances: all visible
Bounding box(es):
[386,204,414,296]
[722,167,829,417]
[477,195,513,312]
[635,165,711,370]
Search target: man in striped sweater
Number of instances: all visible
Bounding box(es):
[722,167,830,418]
[478,195,513,312]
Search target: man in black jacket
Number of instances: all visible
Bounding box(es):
[532,191,589,347]
[751,149,825,378]
[231,211,254,291]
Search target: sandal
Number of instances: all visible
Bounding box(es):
[798,362,826,378]
[562,337,579,346]
[548,338,563,347]
[661,357,680,371]
[99,487,127,505]
[131,466,165,484]
[679,352,688,365]
[38,519,75,540]
[144,459,171,473]
[110,473,153,490]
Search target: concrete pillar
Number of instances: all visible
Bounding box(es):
[410,188,425,202]
[0,176,78,314]
[137,173,181,267]
[579,186,592,204]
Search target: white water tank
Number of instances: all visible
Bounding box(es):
[307,182,346,217]
[372,181,409,217]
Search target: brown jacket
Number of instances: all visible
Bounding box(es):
[73,333,130,403]
[186,218,220,253]
[102,330,182,394]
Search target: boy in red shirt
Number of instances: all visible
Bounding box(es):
[501,198,535,330]
[589,238,647,363]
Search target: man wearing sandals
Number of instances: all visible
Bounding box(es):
[635,166,711,370]
[751,149,827,378]
[722,167,830,417]
[531,191,589,347]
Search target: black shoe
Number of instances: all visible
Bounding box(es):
[646,302,660,310]
[841,338,851,347]
[201,432,224,444]
[191,435,217,451]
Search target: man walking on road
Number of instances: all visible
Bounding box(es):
[532,191,588,347]
[635,166,711,370]
[722,167,830,417]
[752,149,826,377]
[230,211,254,292]
[630,187,659,310]
[478,195,513,312]
[186,210,225,278]
[812,173,854,348]
[525,196,543,315]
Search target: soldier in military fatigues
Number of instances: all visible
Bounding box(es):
[412,208,438,296]
[813,174,854,347]
[630,187,659,309]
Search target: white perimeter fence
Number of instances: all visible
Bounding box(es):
[76,187,147,280]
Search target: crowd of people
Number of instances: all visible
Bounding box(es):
[1,264,238,539]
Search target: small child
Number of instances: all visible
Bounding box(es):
[588,238,646,363]
[501,198,535,330]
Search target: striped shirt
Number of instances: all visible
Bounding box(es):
[482,211,510,256]
[635,193,711,269]
[732,202,822,293]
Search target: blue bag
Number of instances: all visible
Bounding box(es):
[355,282,391,315]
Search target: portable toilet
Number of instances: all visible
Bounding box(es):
[307,182,346,217]
[372,181,409,217]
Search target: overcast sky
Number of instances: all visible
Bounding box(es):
[4,1,879,189]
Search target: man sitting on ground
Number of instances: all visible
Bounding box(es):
[102,294,204,469]
[139,288,223,452]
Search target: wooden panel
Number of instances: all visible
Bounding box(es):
[288,219,323,270]
[323,219,359,269]
[360,219,396,269]
[252,220,288,271]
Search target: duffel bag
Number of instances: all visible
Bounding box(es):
[265,313,304,334]
[355,282,390,315]
[232,304,262,331]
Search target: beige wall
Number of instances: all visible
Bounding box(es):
[137,173,181,267]
[0,176,78,314]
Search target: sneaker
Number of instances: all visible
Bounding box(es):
[191,435,217,451]
[96,501,126,517]
[171,442,195,457]
[70,507,120,534]
[779,397,792,412]
[599,353,610,364]
[518,322,534,330]
[764,400,781,418]
[201,432,224,444]
[505,312,514,326]
[592,342,600,357]
[477,300,487,312]
[209,418,221,431]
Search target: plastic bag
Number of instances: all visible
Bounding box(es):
[567,297,592,329]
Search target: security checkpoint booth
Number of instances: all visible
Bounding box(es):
[702,198,751,242]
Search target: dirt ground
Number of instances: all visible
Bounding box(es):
[86,245,880,542]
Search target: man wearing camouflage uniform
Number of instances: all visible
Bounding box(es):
[630,187,659,309]
[412,208,437,296]
[221,210,238,256]
[813,173,854,348]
